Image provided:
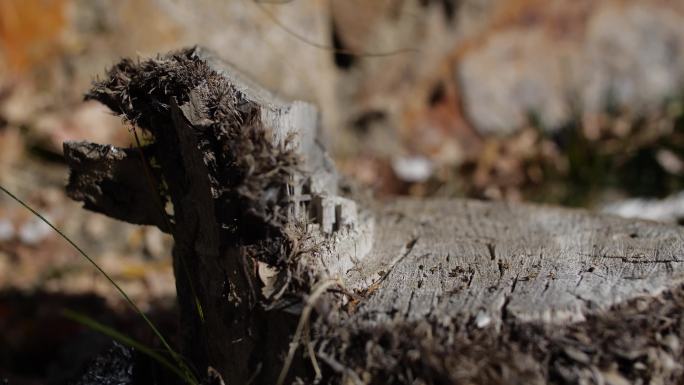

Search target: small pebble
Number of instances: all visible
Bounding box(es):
[0,219,15,241]
[392,156,433,183]
[475,310,491,328]
[18,216,52,245]
[144,228,168,259]
[84,216,108,239]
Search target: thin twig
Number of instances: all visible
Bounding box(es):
[303,322,322,382]
[317,351,364,385]
[276,278,341,385]
[250,0,418,58]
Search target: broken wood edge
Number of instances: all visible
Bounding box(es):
[68,46,374,294]
[65,46,374,384]
[63,140,171,232]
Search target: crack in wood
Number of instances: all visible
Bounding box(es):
[510,274,519,293]
[542,277,552,294]
[487,243,496,261]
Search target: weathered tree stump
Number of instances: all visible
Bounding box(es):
[64,47,684,385]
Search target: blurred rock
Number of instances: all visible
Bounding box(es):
[656,149,684,175]
[3,0,684,169]
[4,0,682,174]
[392,156,434,183]
[330,0,484,158]
[330,0,684,164]
[18,215,52,245]
[459,0,684,135]
[143,228,169,260]
[602,191,684,223]
[84,215,108,240]
[0,219,14,241]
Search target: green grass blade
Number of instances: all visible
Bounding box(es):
[62,308,191,383]
[0,184,197,384]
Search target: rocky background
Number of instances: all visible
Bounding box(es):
[1,0,684,383]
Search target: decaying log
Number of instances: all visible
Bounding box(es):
[64,47,684,385]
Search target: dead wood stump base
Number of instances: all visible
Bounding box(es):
[64,47,684,385]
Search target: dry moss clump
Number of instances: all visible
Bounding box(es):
[86,47,300,267]
[314,284,684,385]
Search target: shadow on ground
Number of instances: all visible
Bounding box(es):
[0,290,180,385]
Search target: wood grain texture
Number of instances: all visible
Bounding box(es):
[314,198,684,385]
[344,198,684,326]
